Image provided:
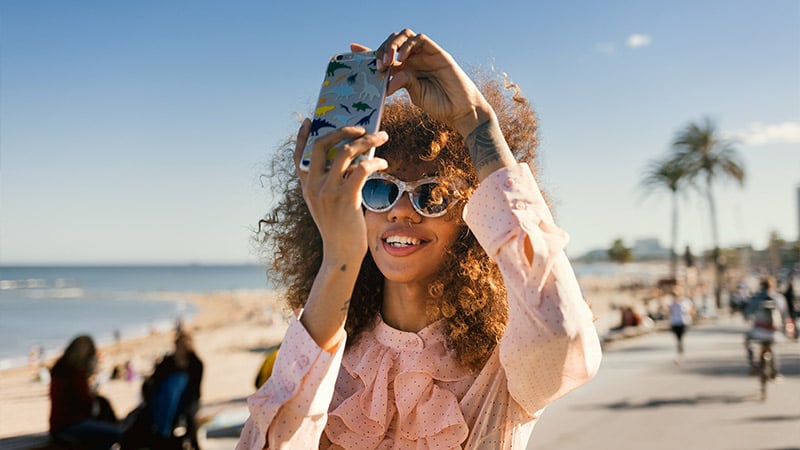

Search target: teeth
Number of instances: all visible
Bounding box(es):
[385,235,421,247]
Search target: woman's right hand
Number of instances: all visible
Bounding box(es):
[293,119,388,264]
[292,120,388,351]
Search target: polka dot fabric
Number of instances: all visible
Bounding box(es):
[237,164,602,449]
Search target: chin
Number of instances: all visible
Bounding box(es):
[375,261,439,286]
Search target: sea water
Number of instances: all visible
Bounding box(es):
[0,264,271,370]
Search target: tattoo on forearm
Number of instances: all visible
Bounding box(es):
[339,299,351,322]
[465,120,508,173]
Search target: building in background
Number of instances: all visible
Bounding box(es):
[631,238,672,261]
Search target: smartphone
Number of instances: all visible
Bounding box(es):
[299,50,389,171]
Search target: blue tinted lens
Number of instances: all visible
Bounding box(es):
[362,178,399,210]
[413,183,448,215]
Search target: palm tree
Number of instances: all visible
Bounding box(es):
[640,156,689,280]
[671,117,746,308]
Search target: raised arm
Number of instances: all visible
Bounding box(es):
[366,29,517,180]
[292,121,388,351]
[374,29,600,414]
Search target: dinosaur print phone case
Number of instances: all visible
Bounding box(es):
[299,51,389,171]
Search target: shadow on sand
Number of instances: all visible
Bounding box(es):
[594,392,750,410]
[681,354,799,378]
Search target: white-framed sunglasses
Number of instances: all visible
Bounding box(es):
[361,172,458,218]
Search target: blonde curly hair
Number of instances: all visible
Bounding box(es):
[258,74,539,371]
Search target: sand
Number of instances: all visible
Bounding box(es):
[0,262,678,440]
[0,289,291,439]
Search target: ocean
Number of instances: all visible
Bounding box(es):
[0,264,272,370]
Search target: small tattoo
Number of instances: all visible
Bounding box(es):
[340,264,347,272]
[466,120,510,173]
[339,299,351,321]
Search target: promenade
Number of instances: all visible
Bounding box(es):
[528,315,800,450]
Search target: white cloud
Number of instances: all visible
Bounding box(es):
[725,120,800,146]
[626,34,652,48]
[594,42,616,54]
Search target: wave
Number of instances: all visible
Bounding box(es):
[0,278,79,291]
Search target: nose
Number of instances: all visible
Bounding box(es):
[387,192,421,223]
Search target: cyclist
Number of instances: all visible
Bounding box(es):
[743,276,789,375]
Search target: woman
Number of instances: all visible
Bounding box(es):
[49,335,121,450]
[238,30,601,449]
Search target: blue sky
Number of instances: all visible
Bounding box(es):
[1,0,798,264]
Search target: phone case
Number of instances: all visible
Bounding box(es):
[300,51,388,171]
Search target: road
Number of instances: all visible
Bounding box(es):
[201,316,800,450]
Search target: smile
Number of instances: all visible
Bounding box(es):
[384,235,424,247]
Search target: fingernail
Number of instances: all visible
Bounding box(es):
[378,131,388,140]
[383,53,391,66]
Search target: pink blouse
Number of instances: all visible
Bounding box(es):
[237,164,602,449]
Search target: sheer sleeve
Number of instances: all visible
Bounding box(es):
[236,312,346,449]
[463,163,602,416]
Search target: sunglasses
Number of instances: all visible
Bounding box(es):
[361,172,457,218]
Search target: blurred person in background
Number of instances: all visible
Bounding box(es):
[669,286,695,362]
[123,331,203,450]
[783,275,796,340]
[49,334,121,450]
[744,276,790,374]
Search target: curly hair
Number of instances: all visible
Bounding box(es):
[258,74,539,371]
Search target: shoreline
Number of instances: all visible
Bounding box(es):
[0,290,240,373]
[0,300,200,374]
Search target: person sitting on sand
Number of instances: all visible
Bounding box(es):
[123,331,203,450]
[49,334,121,450]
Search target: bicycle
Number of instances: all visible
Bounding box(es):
[756,339,776,401]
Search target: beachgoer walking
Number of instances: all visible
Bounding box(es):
[669,287,694,360]
[783,277,797,340]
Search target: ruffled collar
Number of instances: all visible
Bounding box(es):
[325,315,473,449]
[373,315,444,350]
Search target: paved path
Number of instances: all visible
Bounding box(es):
[528,316,800,450]
[201,315,800,450]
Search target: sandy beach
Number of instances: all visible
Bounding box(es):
[0,288,290,439]
[0,263,678,441]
